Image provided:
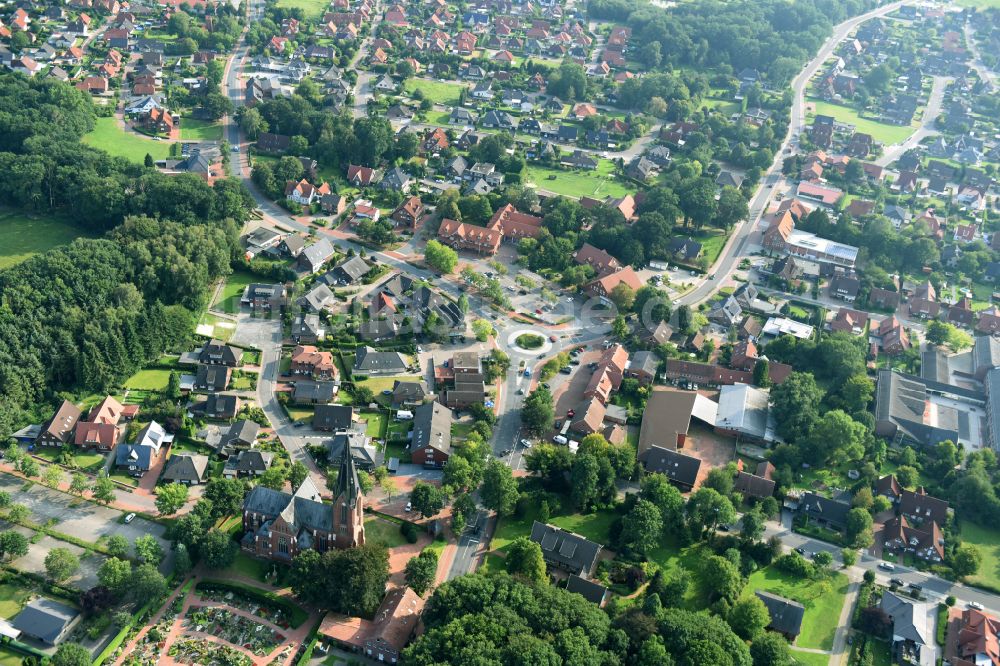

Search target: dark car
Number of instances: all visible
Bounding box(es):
[890,578,905,587]
[794,547,806,555]
[560,367,572,374]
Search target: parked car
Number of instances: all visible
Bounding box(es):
[404,501,412,512]
[969,601,985,610]
[549,335,557,342]
[878,562,895,571]
[124,513,136,524]
[890,578,904,587]
[559,367,572,374]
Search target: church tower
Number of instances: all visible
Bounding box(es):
[332,450,366,548]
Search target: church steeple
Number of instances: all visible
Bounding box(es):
[332,449,365,548]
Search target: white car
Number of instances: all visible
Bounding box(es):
[969,601,985,610]
[124,513,136,524]
[520,438,532,448]
[877,562,895,571]
[404,501,412,512]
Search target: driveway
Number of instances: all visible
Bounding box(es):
[0,472,174,574]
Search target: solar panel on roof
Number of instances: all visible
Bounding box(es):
[541,533,558,550]
[559,541,578,558]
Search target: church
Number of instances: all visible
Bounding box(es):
[241,452,365,560]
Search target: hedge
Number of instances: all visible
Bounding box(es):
[936,603,948,646]
[295,617,324,665]
[196,580,308,628]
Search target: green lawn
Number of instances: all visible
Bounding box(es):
[956,0,1000,7]
[423,110,453,126]
[365,517,408,549]
[108,470,139,487]
[125,368,172,391]
[274,0,330,16]
[788,650,831,666]
[196,312,238,342]
[492,502,620,557]
[180,119,223,141]
[961,522,1000,592]
[0,648,24,666]
[353,375,420,405]
[224,551,270,581]
[84,117,174,163]
[701,98,740,116]
[0,583,31,619]
[693,231,728,267]
[807,99,915,146]
[524,160,631,200]
[744,567,849,650]
[360,411,388,438]
[0,210,94,270]
[74,451,107,473]
[216,270,257,314]
[404,78,465,106]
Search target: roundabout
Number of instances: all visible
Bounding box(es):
[506,329,554,355]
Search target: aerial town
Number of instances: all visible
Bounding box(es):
[1,0,1000,664]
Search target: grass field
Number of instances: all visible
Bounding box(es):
[744,567,849,650]
[180,119,223,141]
[524,160,630,200]
[404,78,465,106]
[0,210,93,270]
[365,517,408,549]
[216,270,257,314]
[84,117,174,163]
[956,0,1000,7]
[961,522,1000,591]
[0,583,31,619]
[274,0,330,16]
[196,312,237,342]
[693,230,728,267]
[806,99,915,146]
[353,375,420,405]
[789,650,831,666]
[492,502,620,557]
[360,412,388,438]
[225,551,270,581]
[125,369,172,391]
[0,648,24,666]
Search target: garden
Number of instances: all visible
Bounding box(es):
[167,637,255,666]
[744,566,849,650]
[523,161,631,199]
[184,606,285,656]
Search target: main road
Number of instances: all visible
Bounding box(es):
[678,0,907,308]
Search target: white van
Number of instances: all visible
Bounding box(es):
[395,410,414,421]
[552,435,568,445]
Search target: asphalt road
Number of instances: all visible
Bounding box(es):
[446,509,488,579]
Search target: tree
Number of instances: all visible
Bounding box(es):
[442,456,475,492]
[640,473,685,533]
[846,507,874,549]
[740,509,765,543]
[686,487,736,538]
[813,551,833,569]
[106,534,129,559]
[952,543,983,578]
[749,632,793,666]
[20,457,39,478]
[50,643,92,666]
[174,543,193,576]
[424,239,459,273]
[240,107,267,140]
[770,372,824,441]
[620,499,662,555]
[203,478,247,518]
[505,536,547,584]
[6,504,28,524]
[167,370,182,400]
[135,534,164,565]
[92,477,116,505]
[42,465,64,489]
[803,410,867,466]
[258,465,287,491]
[410,482,446,518]
[97,557,132,596]
[0,531,29,560]
[703,555,743,603]
[728,595,770,640]
[45,548,80,582]
[753,358,771,387]
[288,462,309,490]
[481,459,519,516]
[405,549,439,596]
[69,473,88,496]
[571,453,600,511]
[521,386,554,435]
[926,320,972,352]
[895,465,919,489]
[200,529,237,569]
[610,283,636,312]
[155,483,189,515]
[842,548,858,567]
[289,545,389,616]
[132,563,167,601]
[715,186,748,230]
[357,470,374,495]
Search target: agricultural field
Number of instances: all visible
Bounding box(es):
[806,100,915,146]
[84,117,174,163]
[524,161,631,200]
[0,211,93,270]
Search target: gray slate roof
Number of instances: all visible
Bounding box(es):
[161,454,209,483]
[529,521,603,577]
[11,598,79,644]
[411,402,453,455]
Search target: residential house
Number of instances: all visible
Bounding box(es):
[379,167,412,192]
[584,266,643,303]
[756,592,805,642]
[298,238,336,274]
[193,394,241,420]
[10,599,80,646]
[346,165,380,187]
[411,402,453,468]
[879,592,932,666]
[798,492,851,532]
[161,454,209,485]
[640,446,702,491]
[391,196,424,230]
[286,179,332,207]
[36,401,82,447]
[735,461,777,500]
[292,314,325,344]
[241,284,287,311]
[529,521,603,577]
[224,450,275,478]
[199,340,242,367]
[293,381,337,405]
[195,364,232,392]
[354,346,408,376]
[291,345,337,380]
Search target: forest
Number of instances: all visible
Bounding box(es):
[0,74,255,437]
[587,0,877,85]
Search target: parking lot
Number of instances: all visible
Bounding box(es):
[0,472,174,574]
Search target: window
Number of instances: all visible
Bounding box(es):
[278,537,288,554]
[341,503,349,524]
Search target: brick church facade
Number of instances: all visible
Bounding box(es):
[241,452,365,560]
